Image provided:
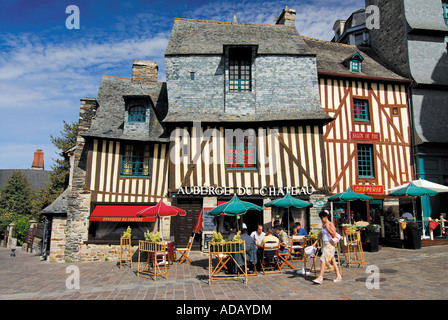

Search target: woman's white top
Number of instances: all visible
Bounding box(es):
[321,225,331,242]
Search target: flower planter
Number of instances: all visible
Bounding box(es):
[405,229,421,250]
[366,231,380,252]
[343,226,349,234]
[429,221,439,231]
[400,222,407,230]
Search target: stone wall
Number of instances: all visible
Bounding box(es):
[48,216,67,263]
[65,98,98,262]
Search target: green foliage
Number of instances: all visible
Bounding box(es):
[366,224,381,233]
[122,226,132,238]
[406,221,420,230]
[144,230,161,242]
[14,217,30,246]
[212,231,223,243]
[0,171,35,231]
[33,121,78,214]
[232,231,241,242]
[309,230,321,240]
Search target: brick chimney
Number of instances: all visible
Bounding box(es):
[131,60,158,85]
[276,6,296,27]
[31,149,44,170]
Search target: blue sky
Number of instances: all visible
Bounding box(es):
[0,0,364,170]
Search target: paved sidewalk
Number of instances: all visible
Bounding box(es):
[0,245,447,300]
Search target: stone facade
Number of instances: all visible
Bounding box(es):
[64,98,98,262]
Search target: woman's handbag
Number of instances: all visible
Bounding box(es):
[305,246,317,258]
[330,232,342,245]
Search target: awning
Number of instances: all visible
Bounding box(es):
[89,205,156,222]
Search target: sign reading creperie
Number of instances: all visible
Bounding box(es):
[353,185,384,195]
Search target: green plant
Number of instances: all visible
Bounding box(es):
[406,221,420,230]
[366,224,381,233]
[309,230,321,240]
[212,231,223,243]
[14,217,30,246]
[144,230,161,242]
[232,231,241,242]
[347,224,357,233]
[122,226,132,238]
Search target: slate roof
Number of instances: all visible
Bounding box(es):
[165,18,315,56]
[39,188,69,216]
[82,75,169,142]
[0,169,50,191]
[302,36,410,82]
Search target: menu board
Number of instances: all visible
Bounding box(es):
[202,207,215,231]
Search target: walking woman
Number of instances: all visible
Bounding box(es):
[312,210,342,284]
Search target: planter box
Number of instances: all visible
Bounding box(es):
[405,229,421,250]
[209,241,243,254]
[366,231,380,252]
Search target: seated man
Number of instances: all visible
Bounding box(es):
[274,226,289,253]
[260,228,279,247]
[293,222,308,237]
[240,228,257,271]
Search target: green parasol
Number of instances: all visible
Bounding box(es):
[209,194,263,216]
[264,193,312,235]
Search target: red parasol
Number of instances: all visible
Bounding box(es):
[192,209,203,234]
[136,200,187,239]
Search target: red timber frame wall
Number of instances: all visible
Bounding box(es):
[318,75,414,195]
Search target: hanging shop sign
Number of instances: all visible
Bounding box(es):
[350,131,380,141]
[176,186,314,197]
[353,184,384,195]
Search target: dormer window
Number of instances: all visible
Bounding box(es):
[128,105,146,122]
[345,52,364,72]
[123,95,150,124]
[228,47,253,92]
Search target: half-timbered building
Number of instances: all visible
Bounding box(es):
[303,37,414,223]
[164,8,332,248]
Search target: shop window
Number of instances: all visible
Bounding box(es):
[353,99,370,121]
[228,47,252,92]
[128,105,146,122]
[358,144,375,179]
[121,144,150,176]
[226,133,256,169]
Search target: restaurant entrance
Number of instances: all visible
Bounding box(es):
[170,197,203,250]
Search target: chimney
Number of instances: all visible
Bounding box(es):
[32,149,44,170]
[131,60,158,85]
[276,6,296,27]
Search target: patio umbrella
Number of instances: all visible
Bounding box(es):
[137,200,187,239]
[209,195,263,230]
[328,187,373,223]
[264,193,312,236]
[388,182,438,237]
[388,178,448,194]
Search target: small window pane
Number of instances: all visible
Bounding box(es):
[128,106,146,122]
[358,145,374,178]
[353,99,370,121]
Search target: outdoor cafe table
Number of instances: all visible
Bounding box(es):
[208,241,247,284]
[137,240,169,280]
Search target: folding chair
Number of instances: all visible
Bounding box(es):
[260,241,281,274]
[278,241,295,271]
[346,231,365,268]
[176,236,194,264]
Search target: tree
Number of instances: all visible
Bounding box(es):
[33,121,78,214]
[0,170,34,231]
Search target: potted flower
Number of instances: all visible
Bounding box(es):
[405,222,421,250]
[365,224,381,252]
[398,218,407,230]
[346,224,357,234]
[122,226,132,239]
[144,230,161,242]
[210,231,224,252]
[341,224,350,234]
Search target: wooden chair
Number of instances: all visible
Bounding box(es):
[278,236,306,270]
[137,241,168,280]
[346,231,365,268]
[119,237,132,269]
[176,236,194,264]
[208,241,248,284]
[260,242,281,274]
